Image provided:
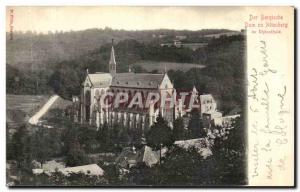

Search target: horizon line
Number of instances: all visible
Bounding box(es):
[6,27,244,34]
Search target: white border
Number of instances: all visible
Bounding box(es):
[1,0,299,191]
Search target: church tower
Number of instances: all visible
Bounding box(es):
[109,39,116,76]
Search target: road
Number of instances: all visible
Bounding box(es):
[28,95,59,125]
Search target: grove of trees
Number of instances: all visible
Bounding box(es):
[7,33,245,115]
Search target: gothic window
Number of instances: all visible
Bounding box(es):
[85,90,91,105]
[95,89,100,100]
[85,105,90,122]
[85,90,91,122]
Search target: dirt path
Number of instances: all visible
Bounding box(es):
[28,95,59,125]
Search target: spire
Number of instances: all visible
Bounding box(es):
[192,85,199,104]
[109,38,116,76]
[192,85,198,94]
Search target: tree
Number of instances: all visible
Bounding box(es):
[159,146,203,185]
[126,146,206,186]
[132,65,147,73]
[66,172,107,186]
[128,127,143,146]
[145,113,174,162]
[209,116,246,185]
[33,171,107,186]
[188,109,205,138]
[48,61,83,99]
[103,164,122,185]
[110,124,121,147]
[9,125,27,166]
[127,163,161,185]
[224,117,245,152]
[31,128,53,167]
[61,123,78,154]
[65,138,89,167]
[172,117,191,140]
[96,122,113,151]
[47,128,63,157]
[77,126,98,154]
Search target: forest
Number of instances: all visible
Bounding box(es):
[7,29,245,114]
[6,28,247,186]
[7,108,246,186]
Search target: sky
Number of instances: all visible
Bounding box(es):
[6,6,247,33]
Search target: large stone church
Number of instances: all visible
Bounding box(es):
[75,40,220,132]
[79,41,177,131]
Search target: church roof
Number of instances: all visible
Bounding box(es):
[111,73,165,89]
[87,73,112,87]
[84,72,166,89]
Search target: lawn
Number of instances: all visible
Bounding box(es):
[133,60,205,73]
[6,94,49,129]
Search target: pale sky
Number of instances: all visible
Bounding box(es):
[6,6,247,32]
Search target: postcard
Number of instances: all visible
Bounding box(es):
[6,6,294,187]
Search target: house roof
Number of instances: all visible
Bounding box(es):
[32,168,44,175]
[59,164,104,176]
[41,160,65,172]
[136,146,159,167]
[34,164,105,177]
[116,146,160,168]
[86,73,112,87]
[111,73,165,89]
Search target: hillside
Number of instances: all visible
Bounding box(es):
[133,61,205,73]
[168,35,246,113]
[6,95,49,130]
[7,29,245,113]
[6,28,235,71]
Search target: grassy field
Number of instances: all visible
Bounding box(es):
[7,94,73,131]
[134,60,205,73]
[6,95,49,129]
